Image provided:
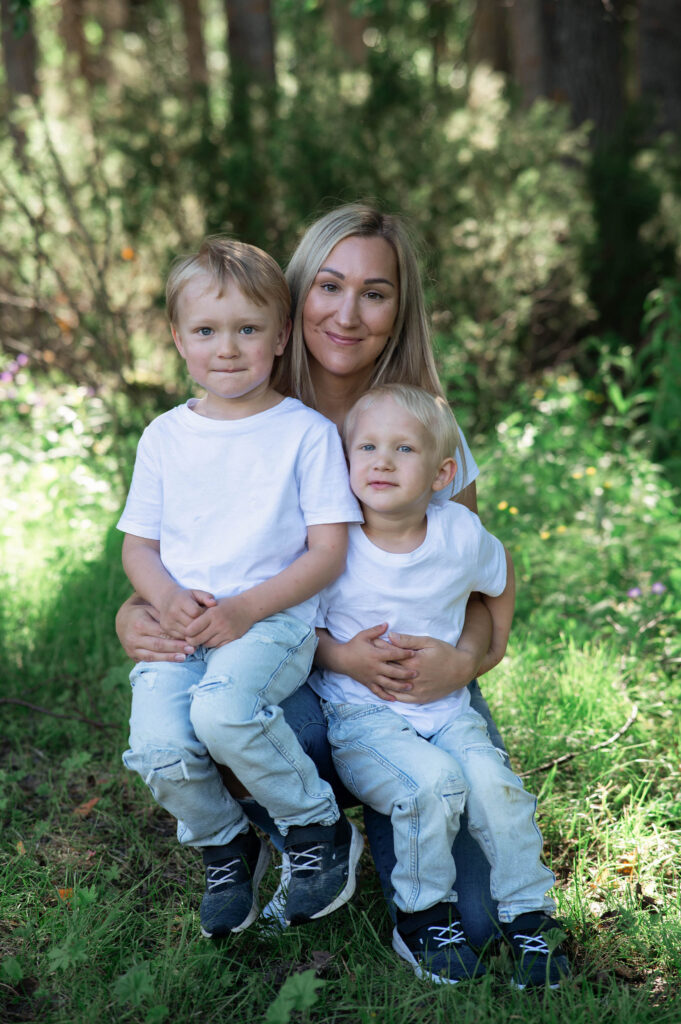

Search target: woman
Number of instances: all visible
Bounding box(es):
[116,204,508,956]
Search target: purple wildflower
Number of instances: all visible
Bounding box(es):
[627,587,642,599]
[16,353,29,366]
[0,371,13,383]
[651,582,667,595]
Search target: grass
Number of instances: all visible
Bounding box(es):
[1,369,680,1022]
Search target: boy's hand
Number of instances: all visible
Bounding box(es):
[158,587,217,637]
[337,624,417,702]
[184,595,256,649]
[384,633,477,703]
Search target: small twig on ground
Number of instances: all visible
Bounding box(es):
[0,697,116,730]
[518,703,639,777]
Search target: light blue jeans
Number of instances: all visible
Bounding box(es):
[123,613,339,845]
[323,701,556,923]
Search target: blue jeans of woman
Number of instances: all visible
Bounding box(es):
[243,678,508,945]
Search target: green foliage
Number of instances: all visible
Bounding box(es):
[264,969,325,1023]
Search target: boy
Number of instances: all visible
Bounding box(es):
[117,236,363,938]
[312,384,569,988]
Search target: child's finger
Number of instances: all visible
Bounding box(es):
[386,631,427,651]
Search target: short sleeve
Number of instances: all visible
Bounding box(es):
[430,422,479,505]
[116,427,163,539]
[296,417,362,526]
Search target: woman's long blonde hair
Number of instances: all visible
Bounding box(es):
[272,204,443,407]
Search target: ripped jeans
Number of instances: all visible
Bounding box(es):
[323,701,556,922]
[122,613,339,846]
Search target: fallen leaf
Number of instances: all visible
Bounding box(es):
[616,851,638,876]
[73,797,100,818]
[57,888,74,902]
[16,840,26,856]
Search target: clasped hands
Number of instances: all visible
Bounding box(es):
[158,586,255,650]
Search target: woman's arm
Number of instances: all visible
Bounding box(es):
[386,594,493,703]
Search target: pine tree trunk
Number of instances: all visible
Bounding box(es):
[638,0,681,134]
[224,0,276,86]
[468,0,510,74]
[179,0,208,87]
[507,0,547,107]
[1,0,38,96]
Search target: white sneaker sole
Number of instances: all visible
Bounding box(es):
[200,839,271,938]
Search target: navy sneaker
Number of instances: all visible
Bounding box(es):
[200,827,270,938]
[502,912,570,989]
[283,814,363,925]
[392,903,485,984]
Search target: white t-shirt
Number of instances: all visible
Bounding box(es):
[311,502,506,736]
[436,425,478,503]
[117,397,362,628]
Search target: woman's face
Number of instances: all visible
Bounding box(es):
[302,235,399,385]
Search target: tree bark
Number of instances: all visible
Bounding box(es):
[326,0,368,67]
[224,0,276,86]
[506,0,547,107]
[60,0,96,84]
[469,0,510,74]
[1,0,38,96]
[638,0,681,134]
[549,0,626,140]
[179,0,208,87]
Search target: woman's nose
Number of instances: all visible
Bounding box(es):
[336,292,360,327]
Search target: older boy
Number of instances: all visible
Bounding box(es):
[312,384,568,988]
[118,237,363,938]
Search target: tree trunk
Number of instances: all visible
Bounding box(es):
[506,0,547,107]
[549,0,625,140]
[326,0,368,67]
[224,0,276,86]
[60,0,96,84]
[638,0,681,134]
[1,0,38,96]
[468,0,510,74]
[179,0,208,87]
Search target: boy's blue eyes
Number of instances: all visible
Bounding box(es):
[195,325,257,336]
[358,444,414,453]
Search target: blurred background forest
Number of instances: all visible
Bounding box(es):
[2,0,681,473]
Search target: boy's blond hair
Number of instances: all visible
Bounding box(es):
[166,235,290,329]
[343,384,465,474]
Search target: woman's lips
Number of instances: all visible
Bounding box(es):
[325,331,363,346]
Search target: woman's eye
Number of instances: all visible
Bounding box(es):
[320,282,339,293]
[365,290,384,301]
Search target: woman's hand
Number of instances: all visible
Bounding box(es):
[115,594,197,663]
[383,633,478,704]
[315,625,417,702]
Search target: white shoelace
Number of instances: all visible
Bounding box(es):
[288,843,323,873]
[206,858,240,892]
[514,934,551,955]
[426,923,466,948]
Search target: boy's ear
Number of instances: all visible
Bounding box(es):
[431,457,457,493]
[171,324,186,359]
[275,317,292,356]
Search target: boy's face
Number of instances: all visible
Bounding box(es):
[171,273,289,418]
[346,396,455,518]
